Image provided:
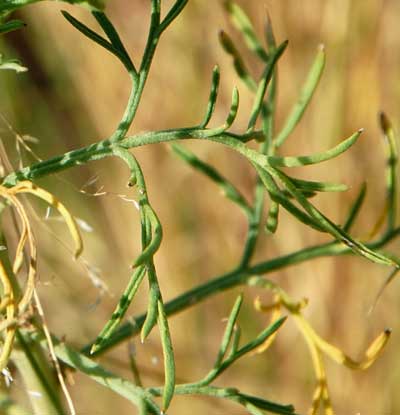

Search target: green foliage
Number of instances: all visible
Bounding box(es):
[0,0,399,414]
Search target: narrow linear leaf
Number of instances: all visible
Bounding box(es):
[269,129,363,168]
[247,40,288,132]
[225,86,240,129]
[200,65,220,128]
[62,11,115,54]
[37,333,161,414]
[380,111,398,230]
[205,86,239,134]
[224,0,268,62]
[171,144,251,215]
[62,11,130,69]
[291,177,348,193]
[0,19,26,34]
[219,30,256,91]
[228,326,241,358]
[264,12,276,51]
[343,182,367,232]
[274,45,326,147]
[240,393,295,415]
[92,11,135,72]
[269,167,399,267]
[157,300,176,411]
[90,266,147,355]
[254,165,326,232]
[141,271,159,342]
[132,206,162,268]
[215,294,243,366]
[231,316,286,361]
[158,0,189,35]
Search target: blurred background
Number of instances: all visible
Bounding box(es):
[1,0,400,413]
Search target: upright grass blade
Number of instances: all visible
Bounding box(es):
[274,45,326,148]
[224,0,269,62]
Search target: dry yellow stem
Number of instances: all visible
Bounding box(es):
[255,287,391,415]
[0,180,84,371]
[8,181,83,258]
[0,260,16,372]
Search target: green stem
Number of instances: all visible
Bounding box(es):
[84,226,400,355]
[14,331,65,415]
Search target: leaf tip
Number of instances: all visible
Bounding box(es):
[90,343,99,355]
[379,111,392,134]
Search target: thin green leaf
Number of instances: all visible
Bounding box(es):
[343,182,367,232]
[247,40,288,132]
[240,393,296,415]
[264,13,276,52]
[205,86,239,134]
[230,316,286,361]
[132,205,162,267]
[62,11,115,54]
[0,19,25,34]
[90,266,147,355]
[274,45,326,147]
[291,177,348,193]
[224,0,268,62]
[225,87,240,129]
[141,269,160,342]
[37,333,161,414]
[62,11,131,70]
[380,111,398,230]
[255,165,326,232]
[215,294,243,367]
[92,11,135,72]
[228,326,241,358]
[171,144,251,215]
[0,0,104,15]
[219,30,256,90]
[158,0,189,35]
[157,300,176,411]
[268,129,363,167]
[269,166,399,267]
[200,65,220,128]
